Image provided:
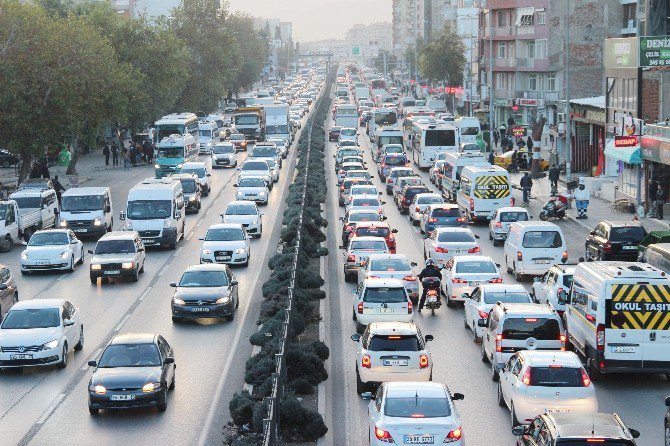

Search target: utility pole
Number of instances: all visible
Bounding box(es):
[486,1,494,136]
[565,0,572,181]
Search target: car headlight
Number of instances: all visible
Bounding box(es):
[142,382,160,393]
[176,163,183,169]
[121,262,134,269]
[173,297,186,305]
[235,248,246,254]
[154,164,160,169]
[93,385,107,395]
[207,142,213,146]
[21,251,28,260]
[215,296,230,304]
[259,191,266,196]
[43,339,59,350]
[164,219,175,228]
[91,264,101,270]
[60,251,70,259]
[251,220,258,225]
[93,218,102,226]
[202,249,212,255]
[189,196,197,202]
[59,220,67,227]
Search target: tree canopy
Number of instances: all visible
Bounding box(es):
[418,29,467,86]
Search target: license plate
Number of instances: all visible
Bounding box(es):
[191,307,210,312]
[110,394,135,401]
[611,346,636,353]
[245,194,256,197]
[383,359,408,366]
[546,408,574,414]
[535,259,551,264]
[144,239,155,244]
[10,354,32,360]
[215,256,231,262]
[451,250,463,254]
[469,281,482,286]
[622,245,636,250]
[104,270,121,275]
[404,435,434,444]
[74,229,88,233]
[36,261,49,265]
[373,308,397,313]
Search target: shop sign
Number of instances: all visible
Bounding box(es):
[494,99,508,107]
[615,136,638,147]
[639,36,670,67]
[604,38,639,68]
[512,127,525,137]
[586,110,606,123]
[517,98,538,106]
[641,136,670,164]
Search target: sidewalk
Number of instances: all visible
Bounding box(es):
[509,172,670,232]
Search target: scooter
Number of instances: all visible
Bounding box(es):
[539,196,567,221]
[421,277,442,316]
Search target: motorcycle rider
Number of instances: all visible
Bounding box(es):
[417,258,442,313]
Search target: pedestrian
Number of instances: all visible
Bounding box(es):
[493,129,499,150]
[573,183,590,219]
[510,153,519,173]
[40,160,50,179]
[122,148,130,170]
[520,172,533,205]
[52,175,65,207]
[102,144,110,166]
[526,135,534,151]
[112,144,119,166]
[142,139,151,162]
[488,150,494,165]
[648,179,658,218]
[548,164,560,192]
[147,142,155,164]
[655,184,666,220]
[129,144,137,165]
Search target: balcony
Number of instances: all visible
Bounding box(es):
[484,26,516,39]
[645,123,670,140]
[488,0,517,8]
[494,58,517,69]
[515,58,550,71]
[515,26,536,37]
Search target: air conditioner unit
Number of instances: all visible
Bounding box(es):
[558,113,566,123]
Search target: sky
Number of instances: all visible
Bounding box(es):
[225,0,392,42]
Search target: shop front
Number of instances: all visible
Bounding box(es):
[642,134,670,210]
[569,97,606,174]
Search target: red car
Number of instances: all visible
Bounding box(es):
[228,133,248,151]
[329,126,342,142]
[352,221,398,253]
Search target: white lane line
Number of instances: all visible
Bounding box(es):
[36,393,64,425]
[139,286,153,301]
[114,314,131,332]
[158,264,167,277]
[186,231,195,241]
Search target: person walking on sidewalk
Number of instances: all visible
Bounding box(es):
[52,175,65,207]
[520,172,533,205]
[648,179,658,218]
[122,148,130,170]
[103,144,110,166]
[574,183,590,219]
[548,165,560,193]
[111,144,119,166]
[493,129,499,149]
[655,183,666,220]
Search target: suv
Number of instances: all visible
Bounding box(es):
[352,279,413,334]
[397,185,431,214]
[351,321,433,393]
[181,162,212,196]
[531,264,575,316]
[89,231,146,284]
[584,220,647,261]
[169,173,201,214]
[479,303,565,381]
[514,413,639,445]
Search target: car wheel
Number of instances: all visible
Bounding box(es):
[355,368,367,394]
[474,325,482,343]
[0,235,13,253]
[68,256,75,273]
[355,320,366,334]
[139,261,145,273]
[511,403,520,427]
[493,238,501,247]
[491,359,500,381]
[78,248,84,265]
[74,326,84,351]
[88,404,99,415]
[1,160,11,168]
[226,310,235,322]
[157,388,168,412]
[57,344,68,369]
[481,342,489,363]
[597,252,604,261]
[131,268,139,282]
[497,382,506,407]
[446,295,455,308]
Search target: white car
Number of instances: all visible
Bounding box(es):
[430,159,447,185]
[488,207,531,246]
[531,264,575,315]
[234,176,269,204]
[238,160,273,189]
[463,284,531,342]
[266,137,289,159]
[0,299,83,369]
[367,382,465,446]
[497,351,597,426]
[352,278,412,334]
[442,255,502,307]
[392,176,423,200]
[423,227,480,264]
[409,193,444,225]
[337,162,365,184]
[352,322,433,393]
[21,229,85,274]
[357,254,419,302]
[199,223,250,266]
[346,195,386,216]
[349,184,379,199]
[212,142,237,168]
[344,169,373,184]
[262,158,280,183]
[385,167,415,194]
[220,201,263,238]
[338,127,358,143]
[344,236,389,283]
[181,162,212,196]
[249,143,282,169]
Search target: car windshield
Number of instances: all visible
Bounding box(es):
[352,198,379,207]
[351,240,387,251]
[500,212,529,222]
[179,270,229,287]
[213,145,235,154]
[234,115,259,125]
[438,232,475,243]
[417,196,443,205]
[338,150,358,159]
[484,291,530,304]
[225,204,256,215]
[461,126,480,136]
[239,177,266,188]
[98,343,161,368]
[432,208,460,217]
[127,200,171,220]
[384,156,406,166]
[502,318,561,340]
[242,161,269,171]
[12,197,42,209]
[206,228,245,241]
[182,167,205,178]
[384,397,451,418]
[563,274,574,288]
[357,227,390,238]
[1,308,60,329]
[252,147,276,157]
[341,129,356,136]
[362,287,407,303]
[229,134,244,141]
[529,366,584,387]
[368,335,419,352]
[29,232,69,246]
[61,195,104,212]
[610,226,646,242]
[95,240,135,254]
[455,261,496,273]
[522,231,563,248]
[199,130,212,137]
[338,141,357,147]
[349,213,379,222]
[157,147,183,158]
[180,180,197,193]
[370,259,410,271]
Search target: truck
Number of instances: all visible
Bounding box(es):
[264,104,291,146]
[233,106,264,141]
[0,189,59,250]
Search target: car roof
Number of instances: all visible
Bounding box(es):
[99,231,138,241]
[494,303,558,316]
[363,278,405,288]
[451,255,495,263]
[385,382,447,398]
[183,264,228,273]
[227,201,257,207]
[429,203,459,209]
[182,162,206,168]
[518,351,582,367]
[435,227,473,234]
[496,207,529,213]
[368,321,419,336]
[33,228,68,235]
[480,283,527,293]
[10,299,65,310]
[110,333,157,345]
[355,221,390,228]
[206,223,244,230]
[549,264,576,274]
[62,187,108,196]
[169,173,198,180]
[351,195,379,200]
[548,413,632,440]
[350,236,388,243]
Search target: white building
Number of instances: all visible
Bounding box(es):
[133,0,180,19]
[456,2,480,111]
[345,22,393,60]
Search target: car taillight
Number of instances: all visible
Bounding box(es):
[428,217,438,223]
[415,206,421,212]
[456,217,466,223]
[452,278,467,283]
[495,333,503,352]
[357,302,364,314]
[586,313,596,323]
[402,197,408,204]
[603,242,612,254]
[581,368,591,387]
[596,324,605,351]
[340,185,344,191]
[407,300,413,314]
[374,426,394,442]
[403,275,417,282]
[560,335,566,351]
[436,246,449,253]
[489,277,503,283]
[478,310,489,319]
[347,255,355,262]
[468,246,481,253]
[495,222,502,228]
[522,367,532,385]
[517,251,523,261]
[562,251,568,262]
[469,198,474,211]
[444,427,462,443]
[388,179,394,184]
[362,354,371,368]
[419,354,429,368]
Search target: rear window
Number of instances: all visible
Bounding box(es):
[351,240,388,251]
[406,188,430,199]
[352,198,380,207]
[363,287,407,303]
[357,227,390,238]
[502,318,561,340]
[610,226,646,242]
[483,291,530,304]
[368,335,419,352]
[522,231,563,248]
[370,259,410,271]
[455,260,496,274]
[384,156,407,166]
[438,232,475,243]
[500,212,529,223]
[432,208,460,217]
[529,366,584,387]
[384,397,450,418]
[417,196,443,205]
[349,213,379,222]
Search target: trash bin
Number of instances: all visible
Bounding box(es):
[57,149,71,167]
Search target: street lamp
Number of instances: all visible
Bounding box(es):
[482,3,494,139]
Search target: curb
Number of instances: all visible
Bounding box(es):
[317,172,329,446]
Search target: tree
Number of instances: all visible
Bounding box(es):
[418,29,467,86]
[226,12,267,94]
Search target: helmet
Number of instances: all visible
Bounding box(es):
[425,259,435,266]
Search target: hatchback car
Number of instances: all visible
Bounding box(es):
[338,127,358,142]
[357,254,418,302]
[463,284,531,342]
[442,255,502,307]
[419,204,466,236]
[489,207,531,246]
[344,236,390,282]
[21,229,84,274]
[352,279,413,334]
[346,195,386,216]
[498,351,597,426]
[238,160,273,189]
[234,176,269,205]
[170,264,239,322]
[212,142,237,168]
[367,382,464,446]
[385,167,416,195]
[531,265,575,315]
[0,299,83,369]
[514,413,639,445]
[337,162,365,184]
[87,333,175,414]
[199,223,249,266]
[352,322,433,393]
[228,133,247,151]
[340,210,385,246]
[423,227,480,264]
[584,220,647,261]
[220,201,263,237]
[392,176,423,199]
[409,193,444,225]
[334,148,362,172]
[89,231,146,284]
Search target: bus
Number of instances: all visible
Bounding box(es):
[408,122,458,169]
[368,108,398,140]
[335,105,359,129]
[370,79,386,91]
[154,133,199,178]
[455,117,482,145]
[153,113,199,145]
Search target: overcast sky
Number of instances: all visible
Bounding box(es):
[226,0,392,42]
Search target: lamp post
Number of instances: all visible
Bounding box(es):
[483,2,494,137]
[565,0,572,181]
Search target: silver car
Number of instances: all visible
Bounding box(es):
[357,253,419,303]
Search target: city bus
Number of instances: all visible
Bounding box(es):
[368,108,398,140]
[408,121,458,169]
[153,113,199,145]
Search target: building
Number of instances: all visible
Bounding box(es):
[301,40,349,60]
[456,1,480,114]
[392,0,427,54]
[345,22,393,61]
[133,0,180,18]
[428,0,460,36]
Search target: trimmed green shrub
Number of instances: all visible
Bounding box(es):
[290,377,314,395]
[229,390,255,426]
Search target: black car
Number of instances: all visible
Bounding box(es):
[88,333,175,414]
[169,173,201,214]
[514,413,639,445]
[170,264,239,322]
[585,220,647,261]
[397,185,431,214]
[0,150,19,168]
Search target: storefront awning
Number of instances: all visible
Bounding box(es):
[604,140,642,165]
[515,7,535,26]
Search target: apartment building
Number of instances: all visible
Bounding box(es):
[345,22,394,59]
[392,0,427,53]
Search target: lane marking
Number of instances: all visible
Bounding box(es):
[36,393,64,425]
[139,286,152,301]
[114,314,131,332]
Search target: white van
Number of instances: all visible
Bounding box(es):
[120,178,185,249]
[562,262,670,376]
[59,187,113,237]
[198,120,220,154]
[440,152,489,202]
[457,165,512,222]
[455,117,481,145]
[504,221,567,281]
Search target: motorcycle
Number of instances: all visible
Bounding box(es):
[539,196,567,221]
[421,277,442,316]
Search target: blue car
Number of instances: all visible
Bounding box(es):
[419,204,466,235]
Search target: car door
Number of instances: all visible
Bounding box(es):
[588,223,605,259]
[65,301,80,340]
[61,303,76,346]
[464,286,480,327]
[500,354,519,404]
[68,231,81,260]
[3,203,19,241]
[158,336,175,384]
[521,418,545,445]
[535,271,555,304]
[368,384,385,435]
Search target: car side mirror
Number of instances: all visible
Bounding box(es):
[461,293,469,299]
[230,280,239,286]
[164,357,174,364]
[628,428,640,439]
[174,211,180,219]
[351,334,361,342]
[119,211,126,221]
[87,249,94,254]
[64,319,75,327]
[451,392,464,401]
[381,216,387,221]
[206,173,211,177]
[557,290,569,305]
[424,335,434,342]
[477,319,488,327]
[233,184,238,187]
[198,236,204,240]
[380,201,386,205]
[169,282,177,288]
[474,234,480,239]
[511,426,527,436]
[0,283,7,291]
[530,215,534,219]
[88,360,97,367]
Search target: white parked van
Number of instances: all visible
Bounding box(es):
[440,152,489,202]
[120,178,186,249]
[504,221,567,281]
[59,187,113,237]
[457,165,512,222]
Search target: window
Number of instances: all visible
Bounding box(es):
[536,10,546,25]
[546,74,556,91]
[529,74,538,91]
[495,72,508,91]
[497,11,507,27]
[498,42,507,59]
[536,39,547,58]
[502,318,561,340]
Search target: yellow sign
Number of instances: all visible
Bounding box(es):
[609,284,670,330]
[473,175,510,199]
